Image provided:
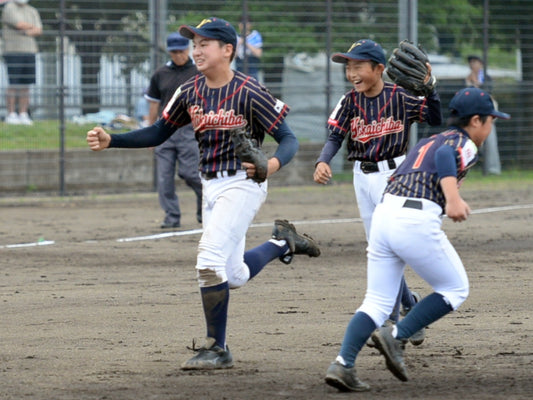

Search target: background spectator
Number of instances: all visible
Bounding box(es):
[465,55,501,175]
[2,0,42,125]
[235,16,263,81]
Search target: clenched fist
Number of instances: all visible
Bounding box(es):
[86,127,111,151]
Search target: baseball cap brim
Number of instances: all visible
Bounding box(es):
[491,110,511,120]
[179,26,204,40]
[331,53,370,64]
[167,44,189,51]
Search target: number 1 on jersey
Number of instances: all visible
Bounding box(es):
[413,141,435,169]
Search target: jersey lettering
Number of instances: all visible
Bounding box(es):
[350,116,404,144]
[189,105,247,132]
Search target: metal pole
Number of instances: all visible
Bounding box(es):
[59,0,66,195]
[398,0,407,41]
[150,0,166,73]
[149,0,166,192]
[399,0,419,149]
[325,0,332,138]
[241,0,249,74]
[483,0,489,77]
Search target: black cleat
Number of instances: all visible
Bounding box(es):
[181,338,233,370]
[325,361,370,392]
[271,219,321,264]
[371,325,409,381]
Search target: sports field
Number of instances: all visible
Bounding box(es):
[1,181,532,399]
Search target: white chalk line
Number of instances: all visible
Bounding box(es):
[2,203,532,249]
[1,240,56,249]
[115,218,360,243]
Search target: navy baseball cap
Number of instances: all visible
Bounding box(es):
[179,17,237,49]
[167,32,189,51]
[331,39,387,66]
[449,88,510,119]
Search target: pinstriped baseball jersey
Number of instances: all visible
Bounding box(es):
[162,70,289,174]
[327,82,432,161]
[385,128,479,210]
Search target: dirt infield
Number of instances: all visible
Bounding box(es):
[1,181,532,400]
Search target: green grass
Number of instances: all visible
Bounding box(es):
[0,120,282,150]
[332,168,533,189]
[0,120,291,150]
[0,120,129,150]
[461,168,533,190]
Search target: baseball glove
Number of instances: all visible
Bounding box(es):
[386,40,437,97]
[229,127,269,183]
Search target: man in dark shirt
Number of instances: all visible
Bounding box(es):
[145,32,202,228]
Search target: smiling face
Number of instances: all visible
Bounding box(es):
[345,59,385,97]
[192,36,233,75]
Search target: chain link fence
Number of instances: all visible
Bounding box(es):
[1,0,532,195]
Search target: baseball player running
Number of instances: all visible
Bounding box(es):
[324,87,510,392]
[86,17,320,370]
[313,39,442,341]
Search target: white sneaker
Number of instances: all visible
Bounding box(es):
[5,112,20,125]
[18,112,33,126]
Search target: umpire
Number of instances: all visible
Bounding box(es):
[145,32,202,228]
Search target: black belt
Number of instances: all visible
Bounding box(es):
[201,170,237,180]
[360,159,397,174]
[403,199,423,210]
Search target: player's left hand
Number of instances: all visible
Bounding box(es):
[424,63,433,84]
[242,161,259,180]
[386,40,437,97]
[242,158,280,180]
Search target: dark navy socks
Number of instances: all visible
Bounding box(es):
[200,282,229,349]
[244,241,289,279]
[338,312,377,368]
[396,292,453,340]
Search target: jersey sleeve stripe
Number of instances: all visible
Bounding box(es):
[266,104,289,133]
[419,96,427,122]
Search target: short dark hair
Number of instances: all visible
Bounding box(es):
[467,55,483,63]
[218,40,236,62]
[447,112,490,128]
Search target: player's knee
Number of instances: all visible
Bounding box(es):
[456,285,469,308]
[444,285,469,310]
[197,267,227,287]
[226,264,250,289]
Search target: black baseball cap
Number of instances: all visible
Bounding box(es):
[179,17,237,49]
[167,32,189,51]
[331,39,387,66]
[449,88,510,119]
